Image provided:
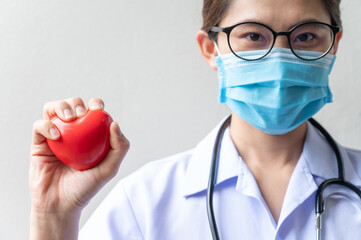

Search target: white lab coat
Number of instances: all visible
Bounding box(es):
[80,120,361,240]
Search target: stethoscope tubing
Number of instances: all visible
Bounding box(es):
[207,116,361,240]
[308,118,344,180]
[207,116,232,240]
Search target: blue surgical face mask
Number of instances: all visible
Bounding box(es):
[215,48,336,135]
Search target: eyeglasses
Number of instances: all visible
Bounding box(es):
[207,21,341,61]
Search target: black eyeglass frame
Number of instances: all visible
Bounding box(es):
[206,21,341,61]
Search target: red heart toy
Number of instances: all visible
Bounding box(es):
[47,110,113,171]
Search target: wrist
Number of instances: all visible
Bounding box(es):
[30,209,81,240]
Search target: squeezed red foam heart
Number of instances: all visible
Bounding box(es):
[47,110,113,171]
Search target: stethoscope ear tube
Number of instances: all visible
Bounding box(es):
[308,118,344,180]
[207,115,232,240]
[302,119,361,240]
[316,179,361,214]
[309,118,361,213]
[315,179,361,240]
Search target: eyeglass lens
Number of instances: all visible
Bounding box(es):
[228,23,335,60]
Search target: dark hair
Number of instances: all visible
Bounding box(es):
[202,0,342,30]
[322,0,342,27]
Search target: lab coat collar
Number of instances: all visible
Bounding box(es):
[303,121,361,186]
[183,117,240,197]
[183,118,361,197]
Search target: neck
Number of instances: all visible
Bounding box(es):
[229,113,307,170]
[229,113,307,223]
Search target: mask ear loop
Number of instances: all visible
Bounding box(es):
[213,41,222,57]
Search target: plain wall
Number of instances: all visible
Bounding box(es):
[0,0,360,239]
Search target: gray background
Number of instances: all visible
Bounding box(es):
[0,0,360,239]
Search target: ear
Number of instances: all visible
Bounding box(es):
[332,28,343,54]
[195,30,218,70]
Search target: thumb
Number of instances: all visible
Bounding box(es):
[92,121,130,182]
[109,121,129,151]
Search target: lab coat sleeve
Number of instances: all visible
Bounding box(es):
[79,181,144,240]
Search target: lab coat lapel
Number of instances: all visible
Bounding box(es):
[277,153,317,228]
[183,117,240,197]
[303,121,361,186]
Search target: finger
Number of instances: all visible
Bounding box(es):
[43,100,76,121]
[64,97,87,117]
[91,122,129,181]
[32,119,60,145]
[87,97,105,111]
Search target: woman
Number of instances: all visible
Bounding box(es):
[29,0,361,239]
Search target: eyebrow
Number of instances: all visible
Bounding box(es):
[290,18,328,26]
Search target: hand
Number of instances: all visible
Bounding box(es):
[29,97,129,239]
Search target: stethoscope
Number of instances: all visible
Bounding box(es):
[207,116,361,240]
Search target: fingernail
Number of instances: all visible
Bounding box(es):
[50,127,60,138]
[91,103,102,110]
[75,106,86,116]
[64,109,74,120]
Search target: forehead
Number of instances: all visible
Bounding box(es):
[219,0,331,30]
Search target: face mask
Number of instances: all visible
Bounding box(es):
[215,48,336,135]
